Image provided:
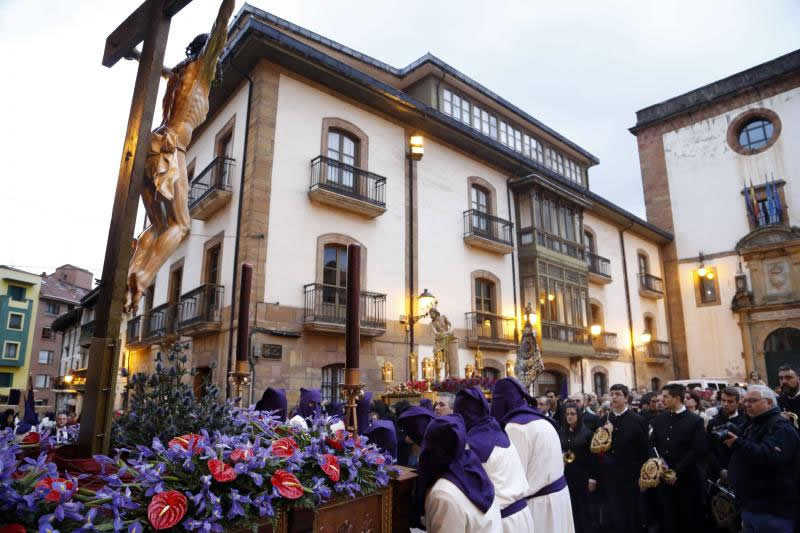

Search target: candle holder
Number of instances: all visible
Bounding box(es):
[506,359,516,378]
[227,360,251,406]
[465,364,474,379]
[408,352,418,381]
[381,361,394,384]
[340,368,365,435]
[475,349,484,372]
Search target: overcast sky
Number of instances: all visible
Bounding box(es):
[1,0,799,280]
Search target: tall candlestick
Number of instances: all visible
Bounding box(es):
[236,263,253,363]
[345,244,361,370]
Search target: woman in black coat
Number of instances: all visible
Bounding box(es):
[560,402,597,533]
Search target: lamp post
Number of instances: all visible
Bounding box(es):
[407,134,425,380]
[406,288,436,380]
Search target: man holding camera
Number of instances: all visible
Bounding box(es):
[725,385,800,532]
[707,387,748,483]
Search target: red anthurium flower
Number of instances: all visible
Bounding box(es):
[320,454,340,482]
[271,437,298,458]
[271,469,304,499]
[22,432,41,445]
[208,459,237,482]
[325,430,345,451]
[0,524,27,533]
[35,477,75,502]
[370,453,385,465]
[147,490,187,530]
[168,433,203,454]
[230,447,254,462]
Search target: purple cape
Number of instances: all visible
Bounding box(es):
[365,419,397,458]
[397,406,435,445]
[297,388,322,418]
[454,386,510,463]
[255,387,287,421]
[419,414,495,514]
[356,391,373,435]
[491,377,554,430]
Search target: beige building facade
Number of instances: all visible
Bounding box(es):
[632,49,800,387]
[123,6,674,407]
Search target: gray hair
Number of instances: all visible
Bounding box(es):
[437,393,455,407]
[747,384,778,405]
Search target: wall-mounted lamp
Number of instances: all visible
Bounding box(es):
[640,331,652,344]
[590,324,602,336]
[63,374,74,385]
[409,135,425,161]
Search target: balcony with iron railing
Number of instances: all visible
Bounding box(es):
[586,251,611,284]
[178,284,224,336]
[465,312,517,350]
[125,315,143,347]
[308,156,387,218]
[79,321,95,347]
[639,273,664,299]
[592,331,619,358]
[540,320,595,357]
[188,156,235,221]
[463,210,513,254]
[646,340,671,361]
[303,283,387,336]
[141,303,178,342]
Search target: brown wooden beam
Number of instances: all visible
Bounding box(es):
[78,0,172,456]
[103,0,194,67]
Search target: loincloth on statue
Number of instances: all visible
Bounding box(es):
[147,127,186,201]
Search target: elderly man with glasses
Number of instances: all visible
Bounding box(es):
[725,385,800,532]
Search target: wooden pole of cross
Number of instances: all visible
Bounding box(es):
[76,0,195,457]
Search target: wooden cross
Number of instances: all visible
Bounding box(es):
[76,0,195,456]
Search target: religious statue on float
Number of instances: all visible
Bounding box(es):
[124,0,235,313]
[429,304,457,378]
[515,303,544,392]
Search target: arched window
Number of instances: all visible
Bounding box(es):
[326,130,359,188]
[471,185,490,233]
[644,314,656,340]
[482,367,500,380]
[475,278,496,314]
[637,253,650,275]
[593,372,608,395]
[322,244,348,308]
[321,364,345,405]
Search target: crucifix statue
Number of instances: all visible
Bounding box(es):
[77,0,235,456]
[125,0,234,313]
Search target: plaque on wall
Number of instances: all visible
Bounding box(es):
[764,259,792,297]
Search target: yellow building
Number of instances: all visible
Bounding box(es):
[0,265,41,405]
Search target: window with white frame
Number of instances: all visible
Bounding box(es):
[3,342,19,360]
[7,313,23,330]
[34,375,51,388]
[499,120,509,146]
[44,301,61,315]
[38,350,53,365]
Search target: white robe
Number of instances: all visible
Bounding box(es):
[425,478,503,533]
[506,419,575,533]
[482,442,536,533]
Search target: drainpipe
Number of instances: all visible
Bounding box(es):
[506,177,519,342]
[619,222,637,389]
[226,67,253,399]
[408,152,415,378]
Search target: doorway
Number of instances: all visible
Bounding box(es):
[764,327,800,388]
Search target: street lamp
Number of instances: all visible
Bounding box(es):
[409,135,424,160]
[407,289,437,380]
[639,331,652,344]
[590,324,602,337]
[417,288,436,315]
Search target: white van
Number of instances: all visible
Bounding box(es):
[666,379,729,391]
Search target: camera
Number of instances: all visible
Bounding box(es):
[711,422,739,440]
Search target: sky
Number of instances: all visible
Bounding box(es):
[1,0,799,280]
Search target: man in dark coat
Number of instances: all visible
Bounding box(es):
[596,383,648,533]
[726,384,799,532]
[706,386,748,482]
[569,392,599,431]
[650,383,708,533]
[778,364,800,428]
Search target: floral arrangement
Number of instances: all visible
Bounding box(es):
[113,344,240,450]
[432,377,497,394]
[0,409,395,532]
[384,381,428,396]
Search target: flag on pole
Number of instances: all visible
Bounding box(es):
[750,180,760,225]
[743,178,756,225]
[772,173,782,222]
[765,175,777,224]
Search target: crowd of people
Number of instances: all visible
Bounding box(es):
[256,364,800,533]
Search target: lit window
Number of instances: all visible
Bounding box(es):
[738,119,774,150]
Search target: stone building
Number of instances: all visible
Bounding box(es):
[123,5,674,407]
[27,265,93,409]
[631,49,800,386]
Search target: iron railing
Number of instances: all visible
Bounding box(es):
[188,156,235,210]
[586,251,611,277]
[126,316,141,344]
[465,312,516,344]
[303,283,386,330]
[592,331,618,351]
[142,303,177,341]
[639,273,664,293]
[463,210,513,246]
[519,228,585,260]
[179,284,224,328]
[647,340,671,359]
[541,320,591,344]
[309,155,386,207]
